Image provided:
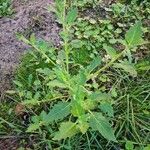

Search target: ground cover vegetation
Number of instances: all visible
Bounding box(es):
[0,0,150,149]
[0,0,13,17]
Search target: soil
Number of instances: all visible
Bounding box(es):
[0,0,60,98]
[0,138,19,150]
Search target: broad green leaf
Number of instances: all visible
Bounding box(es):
[47,102,71,123]
[53,121,78,140]
[125,22,143,47]
[71,101,85,117]
[86,56,101,73]
[103,44,117,59]
[66,8,78,25]
[114,61,137,77]
[40,111,49,124]
[27,123,40,132]
[99,102,114,117]
[89,112,116,141]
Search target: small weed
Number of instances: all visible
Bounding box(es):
[0,0,149,149]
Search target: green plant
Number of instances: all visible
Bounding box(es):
[0,0,13,17]
[13,0,147,148]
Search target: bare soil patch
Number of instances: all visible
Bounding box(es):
[0,0,60,98]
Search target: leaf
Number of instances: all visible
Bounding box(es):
[47,80,68,88]
[114,61,137,77]
[78,116,89,134]
[27,123,40,132]
[54,67,70,84]
[86,56,101,73]
[136,60,150,71]
[111,87,118,98]
[125,141,134,150]
[83,99,97,110]
[71,39,83,48]
[53,121,78,140]
[71,101,85,117]
[47,102,71,123]
[99,102,114,117]
[144,145,150,150]
[125,22,143,47]
[74,69,87,86]
[66,8,78,25]
[103,44,117,59]
[88,92,112,102]
[89,112,116,141]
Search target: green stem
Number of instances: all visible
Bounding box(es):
[88,49,125,79]
[32,43,56,66]
[63,0,69,72]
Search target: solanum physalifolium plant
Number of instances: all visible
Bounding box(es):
[17,0,145,143]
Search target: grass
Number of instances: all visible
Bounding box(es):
[0,0,150,149]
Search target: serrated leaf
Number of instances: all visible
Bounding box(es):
[66,8,78,25]
[88,92,112,102]
[89,112,116,141]
[99,102,114,117]
[125,22,143,47]
[114,61,137,77]
[53,121,78,140]
[103,44,117,59]
[47,102,71,123]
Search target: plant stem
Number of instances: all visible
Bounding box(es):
[88,50,125,79]
[63,0,69,72]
